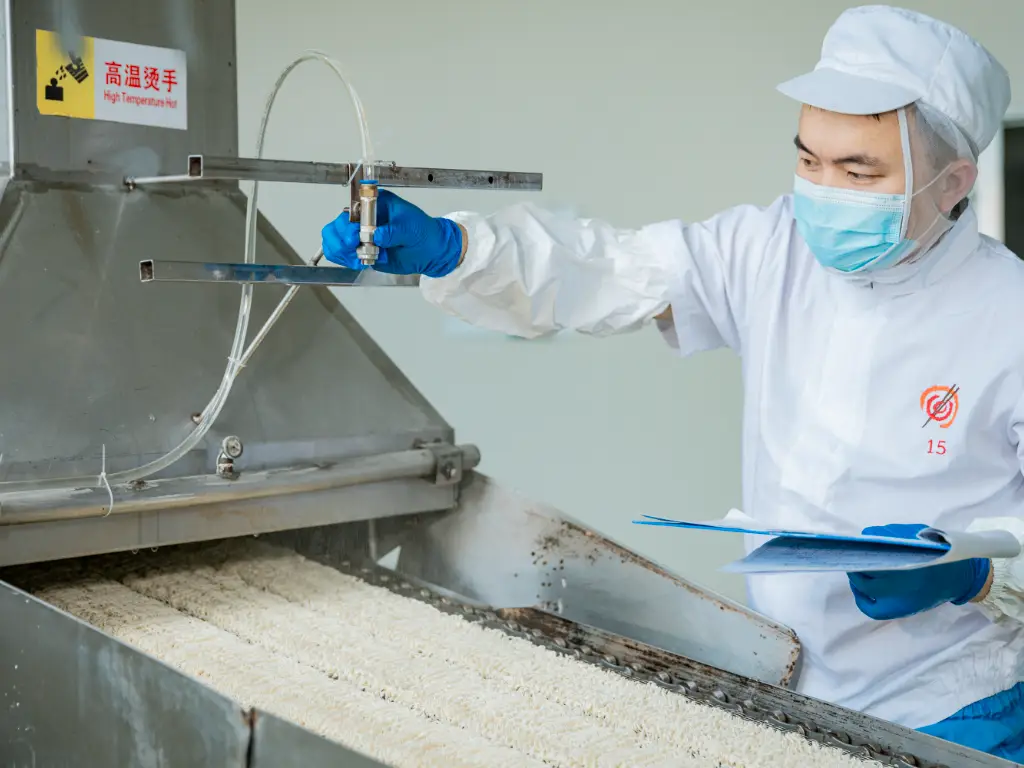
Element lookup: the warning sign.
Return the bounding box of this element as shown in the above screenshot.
[36,29,187,130]
[36,29,95,120]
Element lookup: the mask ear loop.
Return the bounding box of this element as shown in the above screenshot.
[897,107,914,241]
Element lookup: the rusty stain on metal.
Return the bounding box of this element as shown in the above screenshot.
[781,650,799,687]
[526,517,802,688]
[537,534,560,551]
[535,519,725,601]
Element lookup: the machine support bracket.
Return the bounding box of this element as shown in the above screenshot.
[416,440,465,486]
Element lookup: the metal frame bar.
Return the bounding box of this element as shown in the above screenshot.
[139,258,419,287]
[141,259,367,286]
[0,481,458,569]
[0,445,480,526]
[126,154,543,192]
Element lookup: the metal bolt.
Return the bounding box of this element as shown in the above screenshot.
[441,463,458,480]
[216,456,237,479]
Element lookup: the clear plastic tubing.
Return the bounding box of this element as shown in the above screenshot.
[0,51,374,495]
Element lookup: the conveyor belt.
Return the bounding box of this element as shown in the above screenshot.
[6,542,934,768]
[328,560,936,768]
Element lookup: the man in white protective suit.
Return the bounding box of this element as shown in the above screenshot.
[321,5,1024,760]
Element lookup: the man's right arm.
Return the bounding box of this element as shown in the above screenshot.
[322,190,779,353]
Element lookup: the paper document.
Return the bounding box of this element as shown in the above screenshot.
[633,512,1022,573]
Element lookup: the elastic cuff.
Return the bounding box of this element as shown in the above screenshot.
[976,556,1018,620]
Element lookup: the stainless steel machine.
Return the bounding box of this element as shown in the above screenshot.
[0,2,1015,767]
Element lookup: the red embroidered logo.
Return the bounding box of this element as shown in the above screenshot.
[920,385,960,429]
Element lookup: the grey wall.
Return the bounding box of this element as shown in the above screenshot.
[235,1,1024,603]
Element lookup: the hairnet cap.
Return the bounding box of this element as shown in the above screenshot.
[777,5,1011,156]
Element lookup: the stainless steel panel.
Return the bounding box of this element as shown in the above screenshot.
[0,580,250,767]
[0,2,11,182]
[394,472,801,687]
[0,181,452,485]
[10,0,237,181]
[250,711,393,768]
[0,476,455,567]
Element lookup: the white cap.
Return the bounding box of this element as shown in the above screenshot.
[777,5,1011,157]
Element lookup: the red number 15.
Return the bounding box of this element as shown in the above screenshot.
[927,440,946,455]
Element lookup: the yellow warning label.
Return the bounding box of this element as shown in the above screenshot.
[36,29,95,119]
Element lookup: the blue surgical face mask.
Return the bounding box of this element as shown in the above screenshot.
[792,174,917,274]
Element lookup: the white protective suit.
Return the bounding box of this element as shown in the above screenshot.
[418,7,1024,729]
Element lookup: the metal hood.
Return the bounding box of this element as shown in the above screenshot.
[0,0,474,565]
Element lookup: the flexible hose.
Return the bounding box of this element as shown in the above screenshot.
[0,51,373,495]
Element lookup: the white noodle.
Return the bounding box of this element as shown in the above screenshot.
[35,542,880,768]
[37,578,540,768]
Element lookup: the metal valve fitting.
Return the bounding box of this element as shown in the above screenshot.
[356,180,379,266]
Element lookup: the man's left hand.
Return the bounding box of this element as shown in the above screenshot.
[848,524,992,620]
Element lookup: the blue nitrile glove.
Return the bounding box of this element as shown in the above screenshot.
[320,189,463,278]
[848,524,991,621]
